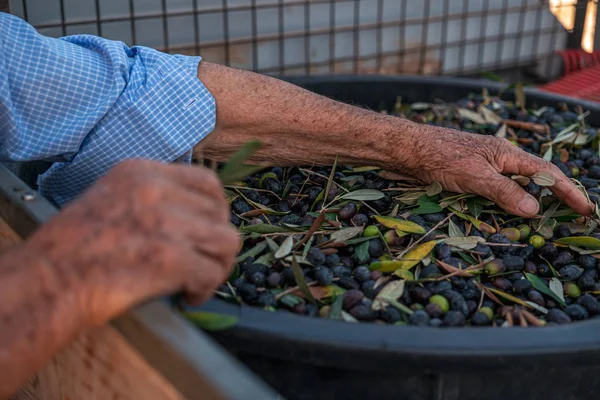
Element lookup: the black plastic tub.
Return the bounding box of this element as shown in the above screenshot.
[189,76,600,400]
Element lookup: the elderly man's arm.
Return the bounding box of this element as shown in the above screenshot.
[0,161,239,398]
[197,62,593,218]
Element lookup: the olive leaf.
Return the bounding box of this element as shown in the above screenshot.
[443,236,483,250]
[487,287,533,309]
[530,171,556,187]
[425,182,443,196]
[448,219,464,238]
[524,301,549,315]
[381,240,438,271]
[292,256,317,305]
[236,241,267,263]
[341,311,359,323]
[184,312,239,331]
[265,237,280,253]
[535,201,560,232]
[374,215,426,234]
[542,146,553,162]
[458,108,486,124]
[255,252,274,266]
[218,140,265,185]
[241,225,303,234]
[454,210,496,233]
[495,124,507,138]
[330,226,364,243]
[548,277,565,303]
[412,196,443,215]
[301,285,346,300]
[322,155,338,211]
[479,106,503,124]
[372,280,405,311]
[467,198,484,219]
[258,172,278,188]
[525,273,566,306]
[274,236,294,259]
[329,295,344,320]
[554,236,600,250]
[355,240,370,263]
[411,102,432,111]
[398,191,427,205]
[511,175,531,186]
[338,189,385,201]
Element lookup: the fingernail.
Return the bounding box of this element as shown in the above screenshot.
[518,196,539,215]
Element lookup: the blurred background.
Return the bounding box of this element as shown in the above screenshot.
[3,1,599,85]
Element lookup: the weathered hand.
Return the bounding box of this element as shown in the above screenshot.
[24,159,239,327]
[398,125,594,218]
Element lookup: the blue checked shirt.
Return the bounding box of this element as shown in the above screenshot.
[0,12,216,206]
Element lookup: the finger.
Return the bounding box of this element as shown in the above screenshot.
[183,257,226,305]
[463,169,540,218]
[498,147,594,216]
[167,211,240,268]
[161,163,226,200]
[167,188,231,223]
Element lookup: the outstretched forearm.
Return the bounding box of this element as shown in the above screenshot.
[194,61,592,218]
[196,62,420,171]
[0,244,82,398]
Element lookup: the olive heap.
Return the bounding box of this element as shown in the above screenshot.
[211,94,600,328]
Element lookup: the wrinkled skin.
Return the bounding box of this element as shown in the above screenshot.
[401,125,593,218]
[197,61,593,219]
[24,159,239,326]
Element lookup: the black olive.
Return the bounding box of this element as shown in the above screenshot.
[553,251,573,268]
[342,289,364,310]
[332,265,352,278]
[381,307,402,323]
[470,312,491,326]
[554,225,571,239]
[408,310,431,326]
[502,255,525,271]
[351,213,369,226]
[537,243,558,261]
[338,203,358,220]
[362,280,380,299]
[307,247,327,266]
[580,254,598,269]
[425,303,443,318]
[368,239,385,258]
[232,199,253,215]
[578,294,600,315]
[349,304,376,321]
[559,264,583,281]
[435,243,451,260]
[257,292,276,307]
[547,308,572,324]
[338,276,360,290]
[527,289,546,307]
[442,290,469,317]
[353,266,372,283]
[266,272,282,288]
[512,279,533,294]
[565,304,589,320]
[248,271,266,287]
[443,311,466,327]
[314,266,334,286]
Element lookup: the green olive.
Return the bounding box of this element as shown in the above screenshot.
[429,295,450,314]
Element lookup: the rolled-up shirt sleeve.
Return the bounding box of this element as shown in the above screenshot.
[0,12,216,206]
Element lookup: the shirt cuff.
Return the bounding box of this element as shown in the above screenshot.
[38,50,216,206]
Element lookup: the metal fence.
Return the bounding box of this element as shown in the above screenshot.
[5,0,594,77]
